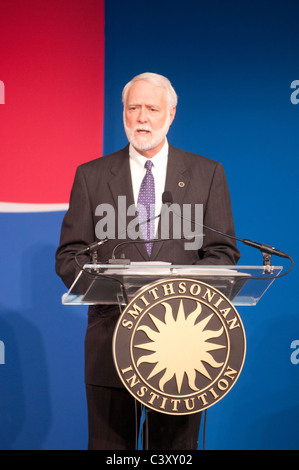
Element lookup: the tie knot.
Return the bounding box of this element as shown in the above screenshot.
[145,160,153,171]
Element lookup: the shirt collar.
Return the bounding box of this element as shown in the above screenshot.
[129,138,169,168]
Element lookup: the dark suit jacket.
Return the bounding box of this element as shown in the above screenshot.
[55,144,240,387]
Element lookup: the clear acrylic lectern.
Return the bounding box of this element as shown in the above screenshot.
[61,263,283,307]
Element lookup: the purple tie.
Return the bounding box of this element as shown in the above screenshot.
[137,160,155,256]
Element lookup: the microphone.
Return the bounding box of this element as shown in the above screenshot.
[76,237,109,255]
[162,191,291,263]
[76,190,292,270]
[162,191,173,206]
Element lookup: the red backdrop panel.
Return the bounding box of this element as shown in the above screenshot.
[0,0,104,204]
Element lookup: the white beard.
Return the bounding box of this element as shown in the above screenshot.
[123,115,171,152]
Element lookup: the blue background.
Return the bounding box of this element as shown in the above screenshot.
[0,0,298,449]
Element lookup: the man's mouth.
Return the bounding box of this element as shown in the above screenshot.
[136,128,151,134]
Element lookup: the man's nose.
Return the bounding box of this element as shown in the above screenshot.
[138,107,148,123]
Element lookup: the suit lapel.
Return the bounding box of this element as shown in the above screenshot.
[108,146,134,210]
[107,146,148,261]
[151,145,191,260]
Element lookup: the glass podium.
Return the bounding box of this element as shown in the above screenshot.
[61,263,283,307]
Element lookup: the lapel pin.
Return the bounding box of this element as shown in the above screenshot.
[178,181,185,188]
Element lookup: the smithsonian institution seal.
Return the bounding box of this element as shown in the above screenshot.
[113,278,246,415]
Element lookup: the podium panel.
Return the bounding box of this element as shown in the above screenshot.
[113,277,247,415]
[61,263,282,416]
[62,264,283,307]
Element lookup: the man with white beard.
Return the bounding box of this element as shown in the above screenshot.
[56,72,240,450]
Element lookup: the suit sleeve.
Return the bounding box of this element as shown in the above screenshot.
[55,166,95,288]
[196,162,240,265]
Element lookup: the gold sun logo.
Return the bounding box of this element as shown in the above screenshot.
[133,299,227,395]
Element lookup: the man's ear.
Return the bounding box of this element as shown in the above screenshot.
[169,106,176,125]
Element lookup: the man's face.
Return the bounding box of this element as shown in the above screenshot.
[123,79,176,158]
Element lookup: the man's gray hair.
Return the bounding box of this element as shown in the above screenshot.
[122,72,178,110]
